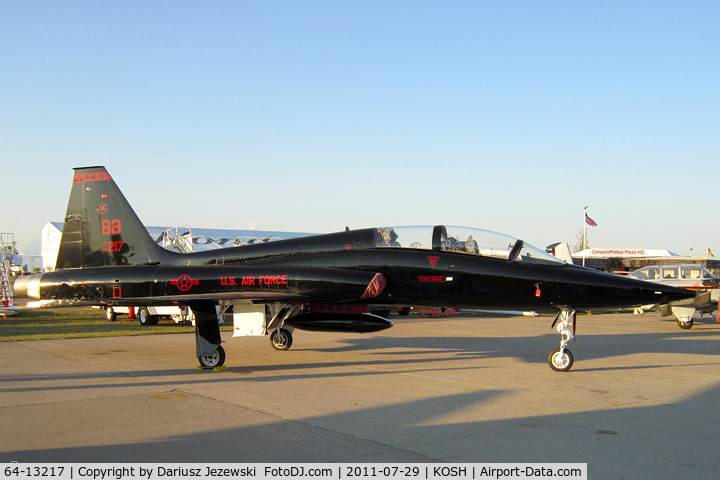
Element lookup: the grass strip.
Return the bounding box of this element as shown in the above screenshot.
[0,307,232,341]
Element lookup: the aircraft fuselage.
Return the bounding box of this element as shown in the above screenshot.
[18,227,680,313]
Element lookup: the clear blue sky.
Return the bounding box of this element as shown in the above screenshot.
[2,1,718,255]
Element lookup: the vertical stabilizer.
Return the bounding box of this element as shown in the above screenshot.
[546,242,575,265]
[55,166,172,269]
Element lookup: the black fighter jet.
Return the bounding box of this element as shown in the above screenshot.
[14,166,693,372]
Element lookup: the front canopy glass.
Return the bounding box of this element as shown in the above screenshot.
[373,225,563,264]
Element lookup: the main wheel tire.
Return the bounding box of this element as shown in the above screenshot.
[270,328,293,351]
[198,345,226,368]
[677,319,694,329]
[137,307,157,326]
[548,347,574,372]
[105,306,117,322]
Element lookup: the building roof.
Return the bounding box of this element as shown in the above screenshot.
[573,248,679,259]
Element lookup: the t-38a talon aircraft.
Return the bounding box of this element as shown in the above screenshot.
[14,166,693,372]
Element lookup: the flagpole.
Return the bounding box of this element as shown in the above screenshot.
[582,206,588,267]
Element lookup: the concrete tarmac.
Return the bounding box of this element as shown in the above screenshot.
[1,312,719,477]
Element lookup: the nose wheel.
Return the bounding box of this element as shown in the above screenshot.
[548,347,574,372]
[548,309,576,372]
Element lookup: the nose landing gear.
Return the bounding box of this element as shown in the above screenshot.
[548,309,576,372]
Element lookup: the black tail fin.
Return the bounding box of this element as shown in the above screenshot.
[55,166,173,269]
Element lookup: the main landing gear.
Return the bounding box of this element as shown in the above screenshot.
[199,345,226,368]
[267,304,299,352]
[548,309,576,372]
[270,328,293,351]
[191,301,226,369]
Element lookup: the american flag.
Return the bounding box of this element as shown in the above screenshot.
[585,213,598,227]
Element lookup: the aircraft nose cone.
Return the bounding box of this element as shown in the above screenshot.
[625,279,694,305]
[558,266,697,309]
[656,285,696,303]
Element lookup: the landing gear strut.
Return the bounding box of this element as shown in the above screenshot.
[548,309,576,372]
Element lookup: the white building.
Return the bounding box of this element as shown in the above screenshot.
[21,223,312,273]
[573,248,678,259]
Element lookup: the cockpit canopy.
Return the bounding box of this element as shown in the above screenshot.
[374,225,564,264]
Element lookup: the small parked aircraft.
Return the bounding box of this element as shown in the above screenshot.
[628,264,718,328]
[14,167,693,372]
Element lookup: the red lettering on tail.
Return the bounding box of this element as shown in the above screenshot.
[73,172,112,183]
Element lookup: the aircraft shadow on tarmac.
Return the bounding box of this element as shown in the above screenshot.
[2,314,720,477]
[2,378,719,478]
[310,326,720,373]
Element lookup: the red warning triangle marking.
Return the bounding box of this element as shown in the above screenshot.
[427,256,440,267]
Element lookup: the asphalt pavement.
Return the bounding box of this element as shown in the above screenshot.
[1,312,719,477]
